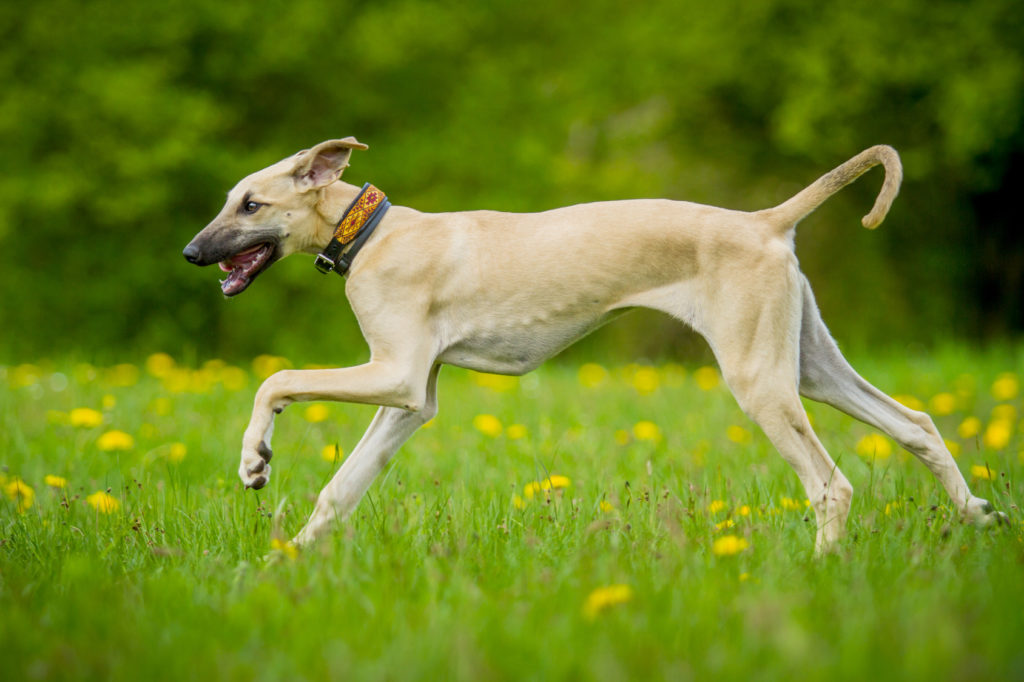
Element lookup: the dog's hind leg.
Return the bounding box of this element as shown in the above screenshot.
[796,277,1005,526]
[694,260,854,554]
[719,359,854,554]
[291,364,441,547]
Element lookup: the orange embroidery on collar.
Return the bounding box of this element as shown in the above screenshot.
[332,184,385,245]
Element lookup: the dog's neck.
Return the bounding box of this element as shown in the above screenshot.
[312,181,368,251]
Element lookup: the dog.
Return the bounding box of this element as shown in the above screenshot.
[183,138,1004,553]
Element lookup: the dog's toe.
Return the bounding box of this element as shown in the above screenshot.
[257,442,273,462]
[239,448,272,490]
[964,497,1008,528]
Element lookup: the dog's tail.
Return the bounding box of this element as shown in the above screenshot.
[764,145,902,233]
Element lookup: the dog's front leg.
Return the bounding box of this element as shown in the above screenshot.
[238,360,432,490]
[292,364,441,546]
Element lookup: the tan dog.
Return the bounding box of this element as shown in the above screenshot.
[184,138,1004,553]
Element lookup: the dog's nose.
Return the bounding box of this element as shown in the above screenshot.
[183,243,202,264]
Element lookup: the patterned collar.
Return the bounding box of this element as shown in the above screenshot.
[314,183,390,277]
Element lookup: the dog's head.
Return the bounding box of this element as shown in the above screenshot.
[183,137,368,296]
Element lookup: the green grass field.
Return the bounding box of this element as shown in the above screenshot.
[1,346,1022,681]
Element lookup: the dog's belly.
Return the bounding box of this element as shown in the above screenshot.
[437,310,625,375]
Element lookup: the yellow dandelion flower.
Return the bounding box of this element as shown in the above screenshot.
[506,424,528,440]
[513,494,525,509]
[711,534,749,556]
[578,363,609,388]
[582,584,633,620]
[186,368,215,393]
[304,403,330,423]
[726,425,752,444]
[930,392,957,416]
[145,353,176,378]
[992,404,1017,421]
[322,444,344,463]
[270,537,299,560]
[694,366,720,391]
[614,429,630,445]
[10,364,41,388]
[631,366,660,395]
[715,519,736,531]
[105,364,139,387]
[523,481,542,499]
[44,475,67,488]
[885,501,901,515]
[737,505,751,516]
[220,366,248,391]
[780,497,803,511]
[150,398,172,416]
[162,369,191,394]
[958,416,982,439]
[739,572,751,582]
[856,433,893,460]
[599,500,615,512]
[168,443,187,463]
[4,478,34,513]
[473,414,503,438]
[96,430,134,451]
[991,373,1019,401]
[891,394,925,411]
[252,355,291,380]
[541,475,571,490]
[632,420,661,442]
[945,439,961,458]
[86,491,120,513]
[707,499,727,514]
[473,372,519,392]
[69,407,104,428]
[524,475,570,499]
[101,394,116,409]
[983,419,1013,450]
[970,464,994,481]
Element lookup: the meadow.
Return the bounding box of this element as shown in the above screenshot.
[1,346,1022,681]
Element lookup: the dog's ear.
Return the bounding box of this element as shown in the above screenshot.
[292,137,369,193]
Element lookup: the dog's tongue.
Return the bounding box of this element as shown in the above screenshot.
[218,244,268,296]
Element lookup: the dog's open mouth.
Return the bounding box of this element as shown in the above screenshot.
[218,243,274,296]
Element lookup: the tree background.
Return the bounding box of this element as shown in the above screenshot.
[1,0,1021,365]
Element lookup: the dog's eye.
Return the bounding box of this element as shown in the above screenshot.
[243,201,261,214]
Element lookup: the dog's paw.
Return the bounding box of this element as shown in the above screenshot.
[239,442,273,490]
[964,497,1009,528]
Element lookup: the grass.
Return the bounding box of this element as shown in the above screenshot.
[1,346,1023,681]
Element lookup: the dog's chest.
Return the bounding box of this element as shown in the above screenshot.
[436,305,619,375]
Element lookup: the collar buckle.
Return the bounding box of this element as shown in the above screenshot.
[313,253,336,274]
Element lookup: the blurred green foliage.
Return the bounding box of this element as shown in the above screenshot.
[1,0,1022,364]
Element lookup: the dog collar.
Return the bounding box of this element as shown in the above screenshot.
[314,182,390,276]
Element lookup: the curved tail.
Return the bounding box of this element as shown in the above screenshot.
[765,145,902,233]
